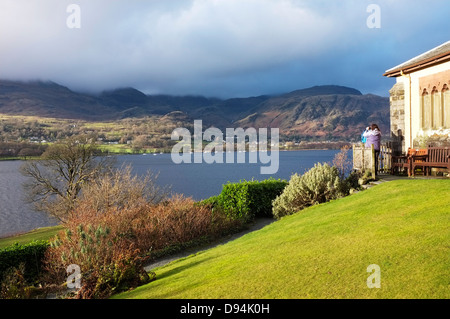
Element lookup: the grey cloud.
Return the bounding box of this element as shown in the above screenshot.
[0,0,448,98]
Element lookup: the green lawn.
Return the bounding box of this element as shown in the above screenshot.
[115,179,450,299]
[0,226,62,249]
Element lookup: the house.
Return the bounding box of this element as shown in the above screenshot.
[383,41,450,154]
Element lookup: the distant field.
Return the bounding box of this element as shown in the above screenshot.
[97,144,135,154]
[0,113,174,154]
[115,179,450,299]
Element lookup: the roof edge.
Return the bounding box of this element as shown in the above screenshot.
[383,51,450,78]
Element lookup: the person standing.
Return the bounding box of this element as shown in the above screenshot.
[363,124,381,175]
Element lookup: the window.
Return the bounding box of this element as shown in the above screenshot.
[443,84,450,129]
[431,87,441,129]
[421,89,432,129]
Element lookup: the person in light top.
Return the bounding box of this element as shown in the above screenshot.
[363,124,381,175]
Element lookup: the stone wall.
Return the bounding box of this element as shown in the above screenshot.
[389,82,405,154]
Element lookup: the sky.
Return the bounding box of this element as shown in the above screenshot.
[0,0,449,99]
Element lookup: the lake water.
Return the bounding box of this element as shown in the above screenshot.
[0,150,342,237]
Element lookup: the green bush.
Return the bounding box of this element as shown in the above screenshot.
[0,263,42,299]
[343,170,363,192]
[332,170,363,196]
[207,179,288,222]
[355,169,378,186]
[0,240,49,284]
[272,163,344,219]
[200,195,220,209]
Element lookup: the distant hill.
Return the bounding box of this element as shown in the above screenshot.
[0,80,111,119]
[282,85,362,98]
[235,90,389,139]
[0,80,389,140]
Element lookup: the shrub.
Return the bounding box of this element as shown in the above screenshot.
[42,165,244,299]
[272,163,344,219]
[208,179,288,222]
[200,195,219,208]
[358,169,376,185]
[0,240,49,285]
[0,263,42,299]
[43,195,239,298]
[214,182,252,222]
[43,202,154,299]
[344,170,363,191]
[145,195,241,250]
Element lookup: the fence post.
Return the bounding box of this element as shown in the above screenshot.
[352,144,355,171]
[371,144,376,179]
[361,144,365,171]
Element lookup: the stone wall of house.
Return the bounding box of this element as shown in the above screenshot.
[389,82,405,154]
[413,129,450,148]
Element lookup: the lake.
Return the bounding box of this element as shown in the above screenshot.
[0,150,342,237]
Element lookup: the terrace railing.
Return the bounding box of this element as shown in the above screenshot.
[352,143,393,177]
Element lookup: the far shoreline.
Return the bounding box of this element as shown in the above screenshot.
[0,146,351,162]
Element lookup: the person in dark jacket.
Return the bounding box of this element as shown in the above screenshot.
[363,124,381,175]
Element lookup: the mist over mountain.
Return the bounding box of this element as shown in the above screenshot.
[0,80,389,140]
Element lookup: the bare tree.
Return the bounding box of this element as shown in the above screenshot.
[75,164,170,214]
[332,145,353,179]
[20,135,114,222]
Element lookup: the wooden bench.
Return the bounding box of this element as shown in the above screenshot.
[409,149,428,176]
[411,147,450,176]
[391,148,419,176]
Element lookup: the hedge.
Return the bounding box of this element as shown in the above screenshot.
[205,179,288,222]
[0,240,49,284]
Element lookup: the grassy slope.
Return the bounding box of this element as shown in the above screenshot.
[115,180,450,299]
[0,226,62,249]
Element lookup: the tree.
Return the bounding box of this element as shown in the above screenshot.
[20,136,113,222]
[332,145,352,179]
[74,164,169,213]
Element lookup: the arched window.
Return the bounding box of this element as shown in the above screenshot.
[443,84,450,129]
[421,89,431,129]
[431,86,441,129]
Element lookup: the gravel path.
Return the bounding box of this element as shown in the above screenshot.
[144,217,275,272]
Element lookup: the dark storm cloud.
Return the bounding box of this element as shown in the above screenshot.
[0,0,448,98]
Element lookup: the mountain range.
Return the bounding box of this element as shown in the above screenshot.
[0,80,389,140]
